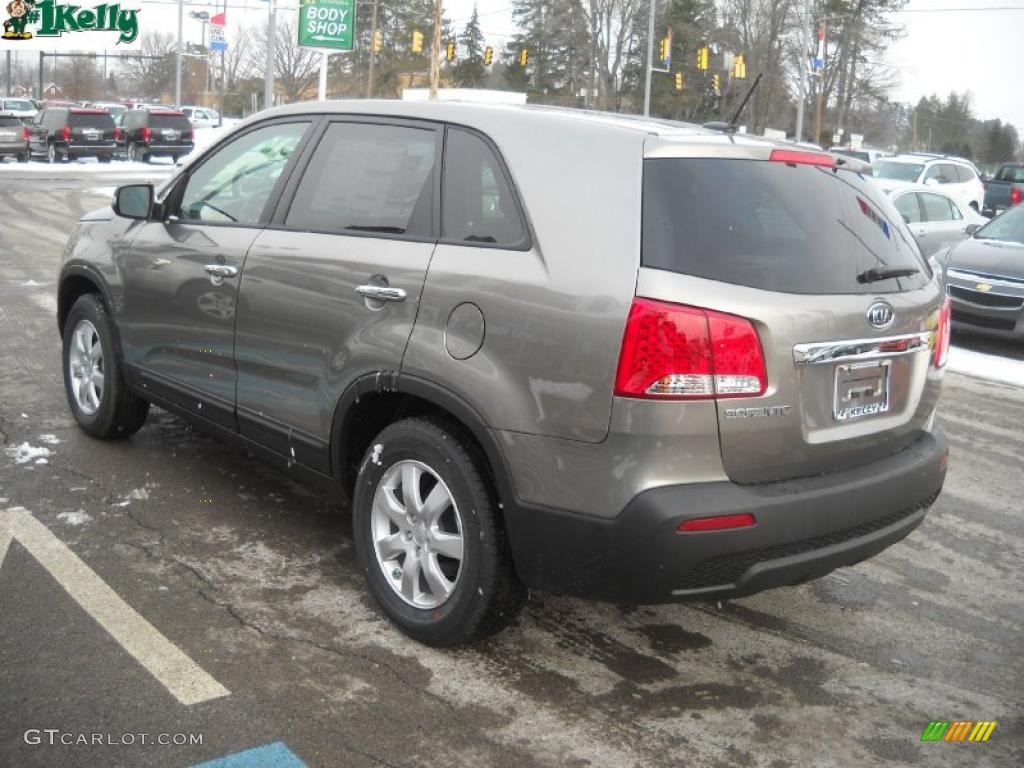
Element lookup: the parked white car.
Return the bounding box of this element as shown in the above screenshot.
[179,106,220,128]
[887,185,987,256]
[830,146,890,166]
[873,154,985,213]
[0,97,37,122]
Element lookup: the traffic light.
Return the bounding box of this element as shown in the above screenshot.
[658,37,670,65]
[483,46,493,66]
[411,29,423,53]
[519,48,529,67]
[697,45,709,71]
[446,41,456,62]
[733,53,746,79]
[675,72,684,90]
[373,29,382,53]
[711,73,721,94]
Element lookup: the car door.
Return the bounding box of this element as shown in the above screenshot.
[232,118,440,472]
[119,118,314,430]
[918,191,964,254]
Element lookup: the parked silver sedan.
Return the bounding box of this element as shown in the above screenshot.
[887,185,987,256]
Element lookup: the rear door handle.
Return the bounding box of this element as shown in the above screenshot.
[356,284,407,302]
[204,264,238,279]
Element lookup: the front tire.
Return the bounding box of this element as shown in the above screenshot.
[62,294,149,439]
[353,417,525,646]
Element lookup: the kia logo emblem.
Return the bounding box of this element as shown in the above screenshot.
[867,301,895,330]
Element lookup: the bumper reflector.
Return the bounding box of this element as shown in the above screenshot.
[677,513,756,533]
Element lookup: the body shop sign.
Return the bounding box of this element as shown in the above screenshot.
[297,0,353,51]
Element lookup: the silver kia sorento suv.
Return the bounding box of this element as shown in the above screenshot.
[56,102,949,646]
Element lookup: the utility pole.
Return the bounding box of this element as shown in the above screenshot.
[429,0,442,100]
[367,0,379,98]
[642,0,655,117]
[795,1,811,142]
[264,0,276,110]
[5,51,10,96]
[912,110,917,151]
[813,19,826,146]
[175,0,183,106]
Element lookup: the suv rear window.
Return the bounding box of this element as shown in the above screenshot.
[642,158,930,294]
[0,115,22,127]
[68,113,114,129]
[150,114,191,130]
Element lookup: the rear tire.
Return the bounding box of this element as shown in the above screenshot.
[62,294,149,439]
[18,150,28,163]
[353,417,525,646]
[98,155,112,164]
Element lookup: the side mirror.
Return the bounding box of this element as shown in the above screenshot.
[113,183,154,220]
[902,214,911,225]
[964,223,981,236]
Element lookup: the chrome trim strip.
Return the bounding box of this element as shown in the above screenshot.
[793,332,933,365]
[946,268,1024,289]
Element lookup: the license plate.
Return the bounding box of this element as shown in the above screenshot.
[164,130,179,141]
[834,360,890,421]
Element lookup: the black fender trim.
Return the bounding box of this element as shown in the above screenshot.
[58,263,117,336]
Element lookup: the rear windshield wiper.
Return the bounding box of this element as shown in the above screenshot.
[857,266,919,284]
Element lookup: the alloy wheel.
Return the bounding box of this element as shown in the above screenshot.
[68,319,104,415]
[370,460,464,609]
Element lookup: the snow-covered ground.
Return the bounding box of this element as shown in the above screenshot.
[0,119,240,175]
[947,343,1024,388]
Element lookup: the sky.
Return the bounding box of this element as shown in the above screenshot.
[5,0,1022,132]
[887,0,1024,131]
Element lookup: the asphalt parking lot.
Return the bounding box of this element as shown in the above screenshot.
[1,171,1021,768]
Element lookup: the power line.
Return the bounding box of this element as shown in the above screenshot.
[894,5,1024,12]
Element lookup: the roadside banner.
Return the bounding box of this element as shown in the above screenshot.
[210,12,227,52]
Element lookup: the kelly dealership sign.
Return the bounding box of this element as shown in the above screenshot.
[297,0,353,52]
[1,0,141,48]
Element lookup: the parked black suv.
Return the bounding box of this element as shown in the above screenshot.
[28,108,117,163]
[117,109,194,163]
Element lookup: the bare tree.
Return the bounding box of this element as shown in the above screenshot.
[118,32,177,99]
[252,18,320,104]
[223,25,254,91]
[581,0,645,110]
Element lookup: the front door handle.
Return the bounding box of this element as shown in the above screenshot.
[204,264,238,279]
[356,284,407,302]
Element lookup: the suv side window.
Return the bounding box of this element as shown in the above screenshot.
[285,121,437,237]
[178,121,309,225]
[954,164,975,183]
[442,127,528,247]
[920,192,955,222]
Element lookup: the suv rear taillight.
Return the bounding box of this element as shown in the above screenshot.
[141,126,151,143]
[934,296,951,368]
[1011,187,1023,206]
[614,298,767,399]
[189,126,195,141]
[22,126,30,140]
[60,125,70,142]
[114,127,121,142]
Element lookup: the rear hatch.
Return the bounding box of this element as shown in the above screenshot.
[149,113,193,146]
[0,115,25,144]
[637,148,946,483]
[68,111,116,144]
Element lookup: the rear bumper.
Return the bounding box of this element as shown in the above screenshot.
[505,429,947,602]
[65,143,116,158]
[0,141,27,155]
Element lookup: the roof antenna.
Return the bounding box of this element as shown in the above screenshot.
[702,73,763,134]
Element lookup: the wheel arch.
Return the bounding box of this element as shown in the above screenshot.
[58,266,116,339]
[331,373,519,523]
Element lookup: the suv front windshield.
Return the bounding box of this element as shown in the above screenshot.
[873,160,925,183]
[3,99,33,111]
[975,205,1024,245]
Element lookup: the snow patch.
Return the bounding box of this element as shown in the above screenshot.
[38,434,61,445]
[947,344,1024,388]
[6,442,52,465]
[34,458,48,465]
[21,279,43,287]
[127,488,150,501]
[370,443,384,466]
[57,509,93,526]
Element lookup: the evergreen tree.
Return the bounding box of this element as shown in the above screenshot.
[454,6,487,88]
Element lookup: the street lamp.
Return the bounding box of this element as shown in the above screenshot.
[189,10,211,95]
